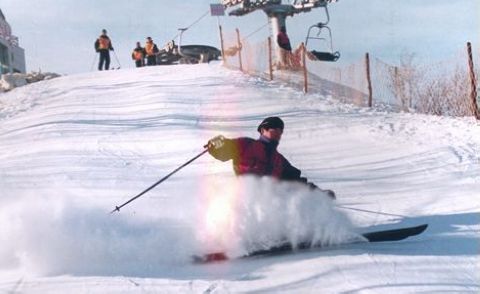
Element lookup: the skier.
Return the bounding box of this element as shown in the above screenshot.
[206,116,335,199]
[131,42,145,68]
[94,29,114,71]
[144,37,159,66]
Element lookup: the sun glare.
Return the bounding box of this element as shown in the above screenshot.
[206,194,234,236]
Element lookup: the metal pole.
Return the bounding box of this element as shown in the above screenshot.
[113,50,122,69]
[90,54,98,71]
[336,205,408,219]
[111,149,208,213]
[267,13,287,67]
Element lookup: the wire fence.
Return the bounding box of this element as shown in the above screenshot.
[220,27,479,119]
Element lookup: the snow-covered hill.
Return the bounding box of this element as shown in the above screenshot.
[1,64,479,293]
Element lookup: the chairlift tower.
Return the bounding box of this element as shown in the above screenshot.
[221,0,338,64]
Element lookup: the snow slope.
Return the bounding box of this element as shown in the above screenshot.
[0,64,479,293]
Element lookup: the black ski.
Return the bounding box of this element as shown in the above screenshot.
[193,223,428,263]
[362,223,428,242]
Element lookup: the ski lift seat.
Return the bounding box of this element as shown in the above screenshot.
[304,5,340,62]
[310,50,340,62]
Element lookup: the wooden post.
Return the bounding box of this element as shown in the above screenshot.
[467,42,479,119]
[393,66,399,97]
[236,28,243,72]
[268,37,273,81]
[219,25,226,66]
[365,53,373,107]
[302,42,308,93]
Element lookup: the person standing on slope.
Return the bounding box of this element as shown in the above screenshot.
[94,29,114,71]
[144,37,159,66]
[276,26,293,68]
[132,42,145,68]
[277,26,292,52]
[206,116,335,199]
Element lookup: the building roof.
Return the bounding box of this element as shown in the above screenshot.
[0,9,5,21]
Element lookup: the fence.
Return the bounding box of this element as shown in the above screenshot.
[219,27,479,120]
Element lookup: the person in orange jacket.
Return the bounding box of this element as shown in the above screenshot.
[94,29,114,70]
[144,37,159,66]
[131,42,145,68]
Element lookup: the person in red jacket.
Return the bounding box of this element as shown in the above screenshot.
[207,116,335,199]
[277,26,292,52]
[276,26,293,67]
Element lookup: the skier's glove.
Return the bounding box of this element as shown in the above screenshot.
[207,135,225,150]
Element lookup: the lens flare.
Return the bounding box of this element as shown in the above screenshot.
[205,193,238,249]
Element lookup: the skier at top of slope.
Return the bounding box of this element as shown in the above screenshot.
[94,29,114,71]
[207,116,335,199]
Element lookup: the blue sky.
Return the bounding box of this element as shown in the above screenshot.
[1,0,478,74]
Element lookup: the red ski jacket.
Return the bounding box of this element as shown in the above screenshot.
[209,136,306,182]
[277,31,292,52]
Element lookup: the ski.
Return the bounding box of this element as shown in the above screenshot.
[193,223,428,263]
[362,223,428,242]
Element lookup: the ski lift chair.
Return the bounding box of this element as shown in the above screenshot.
[305,6,340,62]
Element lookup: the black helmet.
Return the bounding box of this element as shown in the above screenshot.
[257,116,284,133]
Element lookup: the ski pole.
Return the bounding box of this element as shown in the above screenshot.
[111,148,209,214]
[90,53,98,71]
[113,50,122,69]
[336,205,408,218]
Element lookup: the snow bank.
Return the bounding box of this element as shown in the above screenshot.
[0,72,61,92]
[0,73,27,91]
